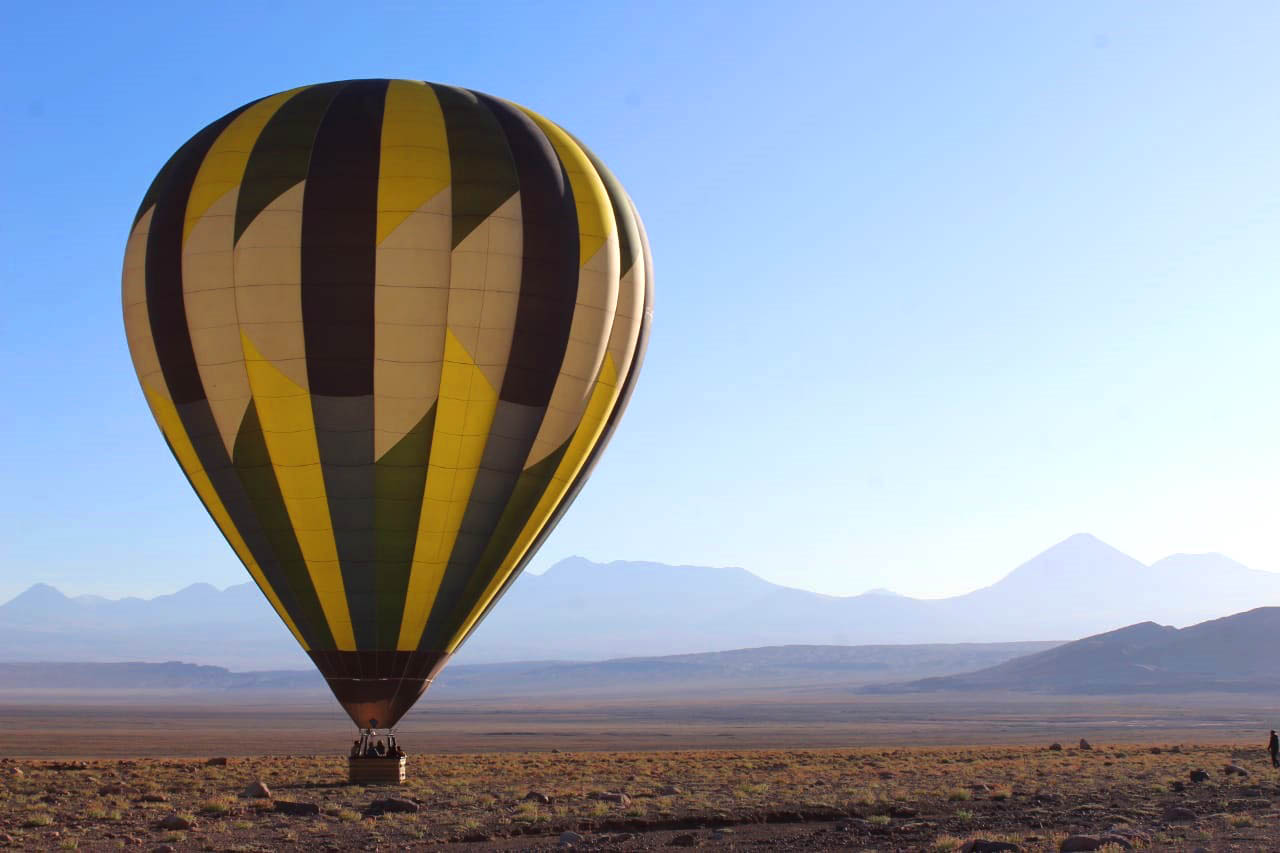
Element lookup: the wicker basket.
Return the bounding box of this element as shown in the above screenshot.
[348,755,406,785]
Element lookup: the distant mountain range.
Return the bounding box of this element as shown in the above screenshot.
[2,534,1278,667]
[879,606,1280,694]
[0,661,319,690]
[4,607,1277,696]
[0,582,295,670]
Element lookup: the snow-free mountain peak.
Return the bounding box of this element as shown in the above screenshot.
[4,582,70,606]
[987,532,1145,589]
[0,582,77,625]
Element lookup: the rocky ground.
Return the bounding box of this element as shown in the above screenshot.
[1,743,1278,850]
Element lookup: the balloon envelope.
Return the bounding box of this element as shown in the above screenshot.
[123,79,652,727]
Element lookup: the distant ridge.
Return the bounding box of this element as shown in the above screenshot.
[6,606,1275,695]
[874,606,1280,694]
[0,641,1058,694]
[0,661,320,690]
[2,534,1278,666]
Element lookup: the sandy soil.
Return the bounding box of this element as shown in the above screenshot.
[2,743,1279,850]
[1,691,1278,849]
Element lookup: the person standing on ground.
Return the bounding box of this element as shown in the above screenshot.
[1268,729,1279,768]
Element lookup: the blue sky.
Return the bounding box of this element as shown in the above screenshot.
[2,1,1278,603]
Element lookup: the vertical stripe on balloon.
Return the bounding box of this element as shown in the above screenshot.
[234,89,358,651]
[373,80,452,649]
[135,103,319,649]
[443,110,622,652]
[417,93,580,653]
[456,169,653,641]
[394,85,522,650]
[301,79,389,649]
[179,91,344,644]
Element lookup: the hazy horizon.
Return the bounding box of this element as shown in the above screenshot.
[4,531,1277,605]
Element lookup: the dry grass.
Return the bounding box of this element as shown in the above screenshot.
[0,743,1277,849]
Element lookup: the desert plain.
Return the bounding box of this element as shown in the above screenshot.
[2,690,1279,850]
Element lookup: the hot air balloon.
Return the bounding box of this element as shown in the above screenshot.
[122,80,652,765]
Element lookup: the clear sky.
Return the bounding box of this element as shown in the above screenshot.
[2,2,1278,603]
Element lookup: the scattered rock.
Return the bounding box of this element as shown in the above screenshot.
[523,791,551,803]
[1059,836,1101,852]
[137,793,168,803]
[558,830,584,847]
[367,797,419,814]
[658,784,682,795]
[150,846,177,853]
[1078,738,1092,750]
[1162,806,1196,822]
[275,800,320,816]
[1223,764,1249,777]
[962,840,1023,852]
[1189,769,1210,783]
[156,813,195,830]
[1048,743,1063,751]
[668,834,700,847]
[1098,836,1134,850]
[241,780,271,799]
[205,757,228,766]
[887,805,918,818]
[589,791,632,806]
